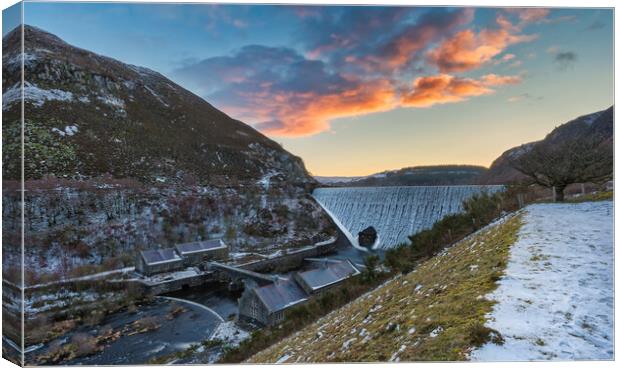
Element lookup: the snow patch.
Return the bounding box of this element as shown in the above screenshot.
[51,125,78,137]
[472,201,613,361]
[275,354,291,364]
[3,81,74,110]
[4,52,38,69]
[144,85,169,107]
[97,94,125,109]
[341,337,357,351]
[429,326,443,338]
[209,321,250,347]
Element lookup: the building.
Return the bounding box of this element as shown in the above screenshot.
[238,258,360,326]
[294,259,360,295]
[136,248,184,276]
[238,278,308,326]
[175,239,228,266]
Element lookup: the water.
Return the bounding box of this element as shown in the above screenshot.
[26,297,227,365]
[165,284,240,321]
[313,185,503,249]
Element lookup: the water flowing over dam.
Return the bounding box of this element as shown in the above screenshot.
[313,186,503,250]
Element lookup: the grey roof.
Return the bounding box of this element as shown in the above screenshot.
[175,239,225,255]
[141,248,181,265]
[296,259,360,291]
[254,278,308,313]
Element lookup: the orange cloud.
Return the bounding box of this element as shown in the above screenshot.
[480,73,522,85]
[378,8,474,70]
[427,15,537,73]
[223,73,521,136]
[401,73,521,108]
[224,79,397,137]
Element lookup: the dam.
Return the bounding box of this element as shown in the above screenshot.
[313,185,503,250]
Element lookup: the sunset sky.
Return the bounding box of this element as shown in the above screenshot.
[10,3,614,176]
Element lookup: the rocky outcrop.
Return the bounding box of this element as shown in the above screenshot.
[358,226,377,247]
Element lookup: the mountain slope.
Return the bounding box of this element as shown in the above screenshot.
[479,107,613,185]
[2,25,312,186]
[248,213,523,362]
[1,26,334,283]
[316,165,488,187]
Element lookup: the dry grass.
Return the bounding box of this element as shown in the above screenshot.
[249,214,523,363]
[566,190,613,203]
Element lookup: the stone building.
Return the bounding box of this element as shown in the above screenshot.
[294,259,360,295]
[238,278,307,326]
[238,258,360,326]
[136,248,184,276]
[175,239,228,266]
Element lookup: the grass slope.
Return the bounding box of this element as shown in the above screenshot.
[249,213,524,363]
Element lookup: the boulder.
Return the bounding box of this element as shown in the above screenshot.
[358,226,377,247]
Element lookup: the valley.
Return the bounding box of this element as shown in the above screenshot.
[1,18,614,366]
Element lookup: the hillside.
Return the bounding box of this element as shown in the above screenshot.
[473,201,612,360]
[479,107,613,185]
[1,26,334,283]
[249,213,524,362]
[249,200,612,362]
[2,25,312,186]
[316,165,488,187]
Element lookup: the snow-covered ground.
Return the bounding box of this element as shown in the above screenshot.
[3,81,74,110]
[313,186,502,249]
[209,321,250,347]
[472,201,613,361]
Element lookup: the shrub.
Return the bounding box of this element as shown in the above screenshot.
[385,188,528,274]
[71,333,99,357]
[361,255,380,282]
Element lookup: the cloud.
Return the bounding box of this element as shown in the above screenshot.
[586,20,606,31]
[553,51,578,70]
[401,73,521,107]
[503,8,550,24]
[547,47,578,70]
[295,7,473,75]
[546,45,559,54]
[508,93,543,102]
[508,60,523,68]
[290,6,322,19]
[250,79,396,136]
[480,73,522,85]
[427,14,537,73]
[173,7,538,137]
[501,53,516,62]
[174,45,397,137]
[375,8,474,70]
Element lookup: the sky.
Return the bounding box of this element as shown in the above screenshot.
[6,3,614,176]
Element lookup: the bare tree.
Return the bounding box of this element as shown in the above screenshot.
[509,135,612,202]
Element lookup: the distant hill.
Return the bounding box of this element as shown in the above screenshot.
[478,107,614,185]
[316,165,488,187]
[2,25,314,187]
